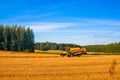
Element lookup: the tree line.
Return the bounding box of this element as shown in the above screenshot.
[84,42,120,53]
[34,41,81,51]
[1,24,120,54]
[0,25,34,52]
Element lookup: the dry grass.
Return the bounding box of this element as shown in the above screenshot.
[47,50,67,53]
[0,51,59,58]
[87,52,105,55]
[0,51,120,80]
[35,50,67,54]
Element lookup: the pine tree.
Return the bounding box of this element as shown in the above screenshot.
[0,24,4,50]
[25,28,34,52]
[0,25,34,52]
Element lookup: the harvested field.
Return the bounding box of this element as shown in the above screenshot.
[0,51,120,80]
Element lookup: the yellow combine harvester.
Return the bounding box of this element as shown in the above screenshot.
[60,47,87,57]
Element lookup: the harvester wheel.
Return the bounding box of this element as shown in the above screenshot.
[60,53,66,57]
[78,54,80,57]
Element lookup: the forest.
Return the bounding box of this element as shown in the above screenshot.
[0,25,34,52]
[35,42,120,54]
[34,42,81,51]
[84,42,120,53]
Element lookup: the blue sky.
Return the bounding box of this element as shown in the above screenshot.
[0,0,120,45]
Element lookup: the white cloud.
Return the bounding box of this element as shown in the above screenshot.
[26,22,82,32]
[77,18,120,26]
[14,12,59,19]
[0,12,59,23]
[108,32,120,36]
[53,29,112,33]
[25,18,120,33]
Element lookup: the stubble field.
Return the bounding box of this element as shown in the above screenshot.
[0,51,120,80]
